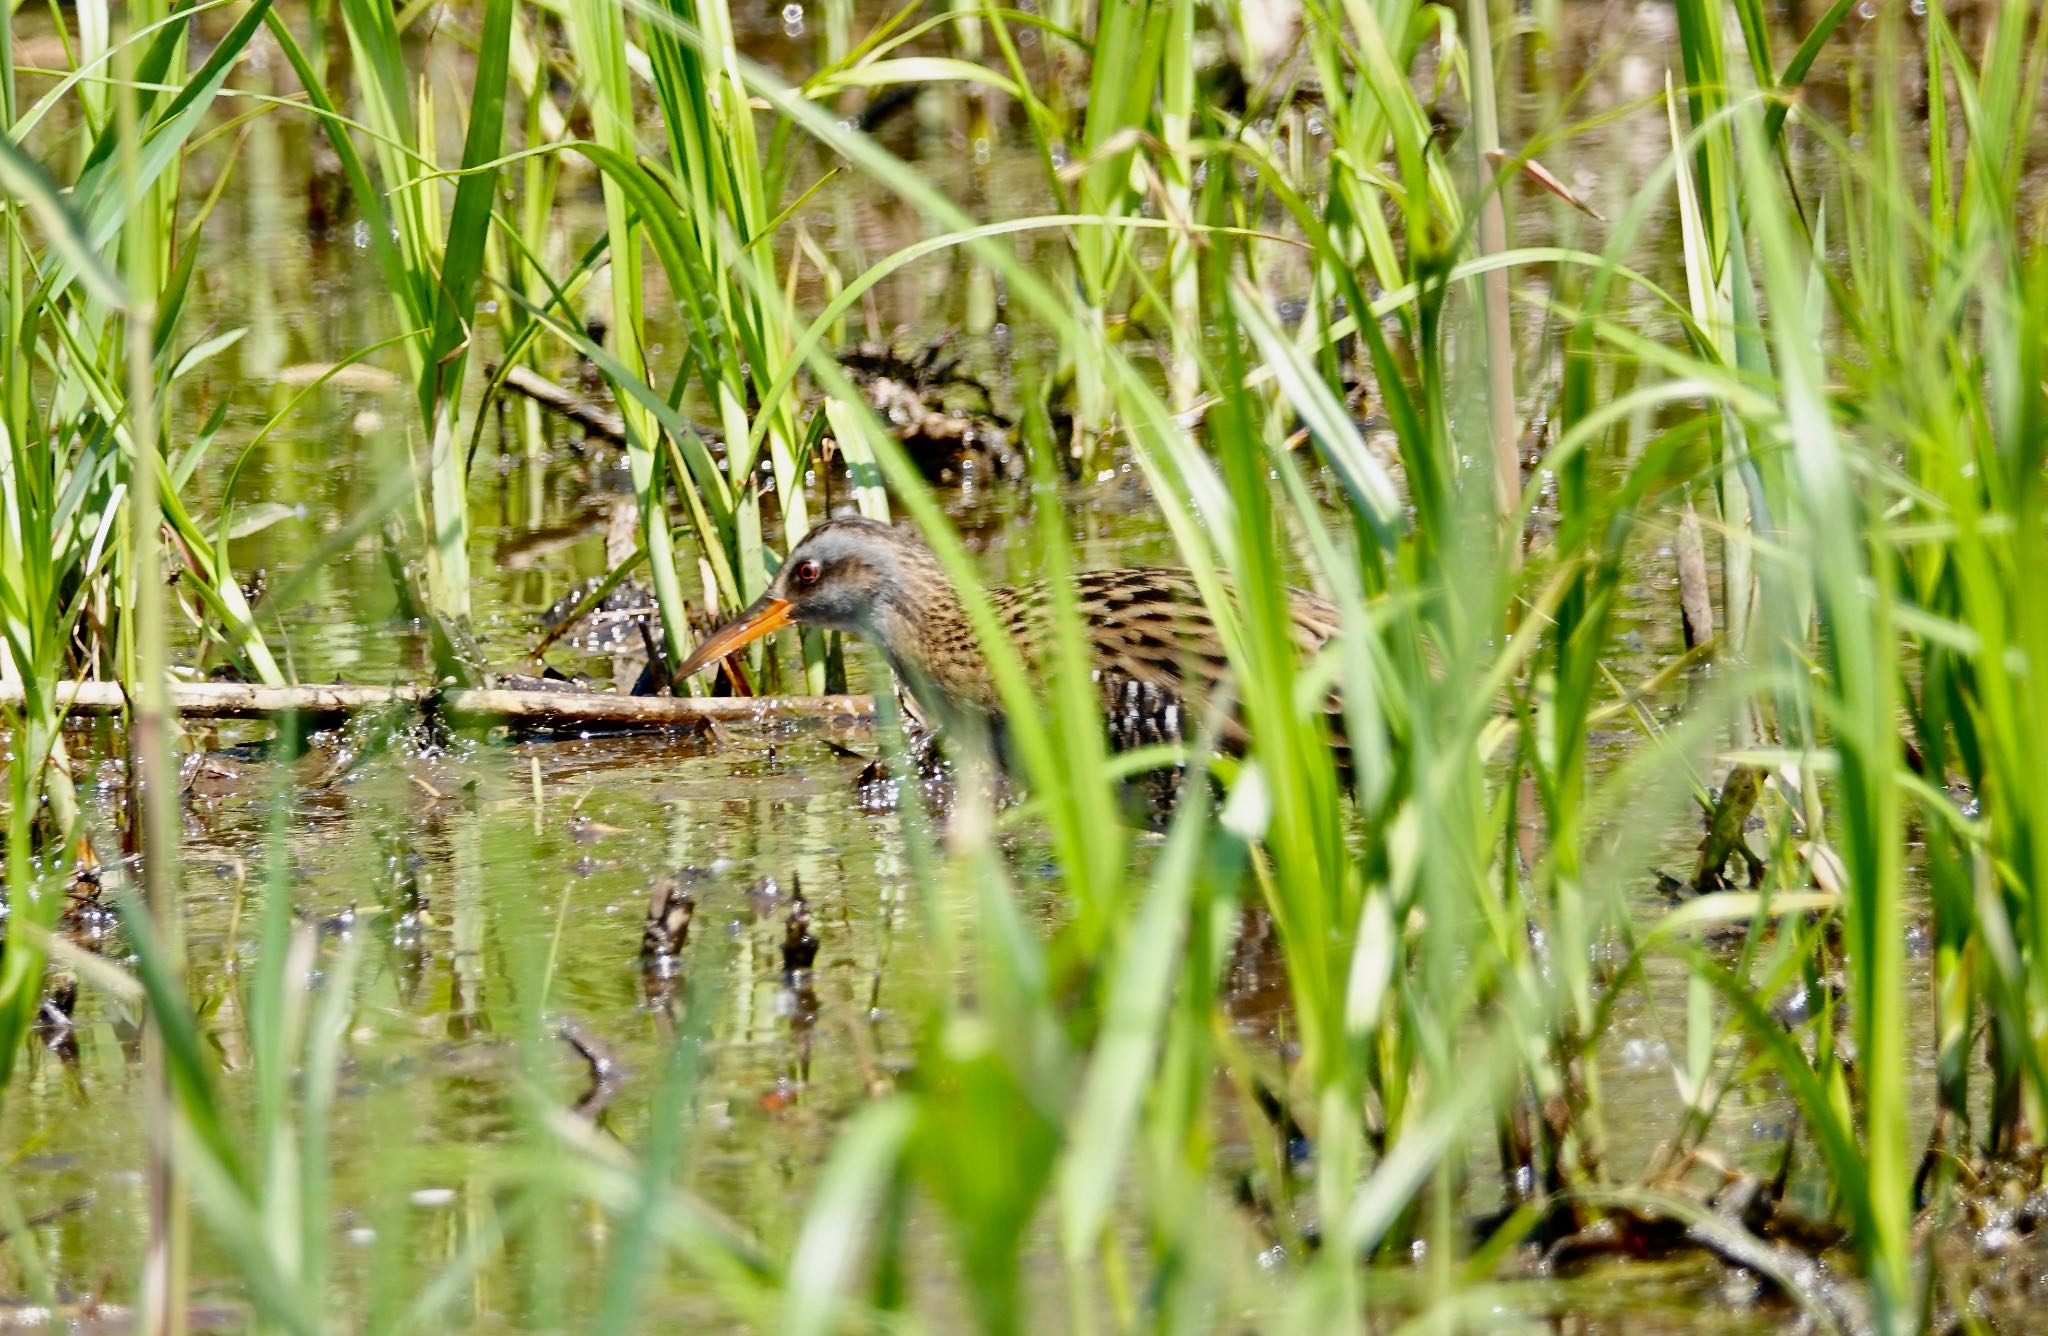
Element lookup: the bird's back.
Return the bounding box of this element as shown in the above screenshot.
[984,568,1342,757]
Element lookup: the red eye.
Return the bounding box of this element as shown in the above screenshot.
[794,559,821,585]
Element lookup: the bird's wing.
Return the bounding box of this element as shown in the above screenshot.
[995,569,1342,757]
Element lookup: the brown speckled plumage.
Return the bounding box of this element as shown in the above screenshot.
[982,567,1341,756]
[678,516,1343,764]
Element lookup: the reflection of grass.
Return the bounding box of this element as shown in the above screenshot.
[1,0,2044,1329]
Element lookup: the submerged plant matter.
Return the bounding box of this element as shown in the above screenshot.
[0,0,2044,1330]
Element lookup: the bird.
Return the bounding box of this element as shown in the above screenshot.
[676,515,1345,770]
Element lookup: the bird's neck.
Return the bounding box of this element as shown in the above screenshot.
[867,579,1001,725]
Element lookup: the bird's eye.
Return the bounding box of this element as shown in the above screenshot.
[794,559,822,586]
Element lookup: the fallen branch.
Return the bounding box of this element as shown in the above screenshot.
[11,680,874,728]
[485,361,626,442]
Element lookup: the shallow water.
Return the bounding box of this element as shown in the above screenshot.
[3,1,2035,1327]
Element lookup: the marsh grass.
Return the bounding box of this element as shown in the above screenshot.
[1,0,2045,1329]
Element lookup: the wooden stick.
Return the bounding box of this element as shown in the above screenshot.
[7,680,874,728]
[485,361,626,442]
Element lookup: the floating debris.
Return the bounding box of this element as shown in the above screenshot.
[836,336,1023,484]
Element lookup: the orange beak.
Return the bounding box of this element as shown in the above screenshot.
[677,594,795,679]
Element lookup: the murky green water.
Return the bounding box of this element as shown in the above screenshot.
[7,1,2032,1328]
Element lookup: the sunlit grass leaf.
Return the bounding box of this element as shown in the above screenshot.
[0,135,126,309]
[1230,275,1400,545]
[780,1101,916,1336]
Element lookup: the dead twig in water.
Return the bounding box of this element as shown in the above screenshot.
[556,1018,626,1119]
[13,680,873,730]
[483,361,626,442]
[0,1193,95,1243]
[1553,1186,1858,1335]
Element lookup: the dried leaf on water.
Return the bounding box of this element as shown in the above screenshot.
[275,362,403,392]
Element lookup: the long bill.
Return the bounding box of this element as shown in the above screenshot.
[676,594,795,679]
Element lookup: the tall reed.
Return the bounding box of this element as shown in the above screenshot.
[2,0,284,1101]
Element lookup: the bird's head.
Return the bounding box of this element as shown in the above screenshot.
[677,516,945,679]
